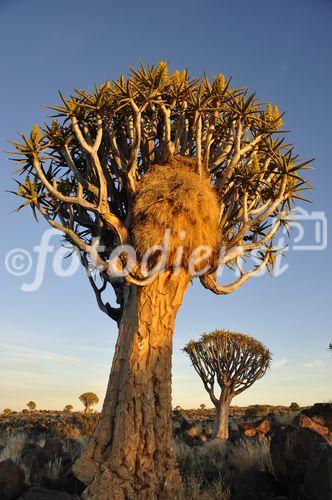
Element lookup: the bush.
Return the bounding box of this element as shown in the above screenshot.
[244,405,261,420]
[290,402,300,411]
[2,408,12,415]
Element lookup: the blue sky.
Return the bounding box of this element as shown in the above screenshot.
[0,0,331,411]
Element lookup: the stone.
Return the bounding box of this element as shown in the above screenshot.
[299,443,332,500]
[239,418,270,437]
[271,424,328,498]
[18,486,74,499]
[40,472,85,495]
[298,414,332,445]
[0,459,25,500]
[301,403,332,429]
[231,467,282,499]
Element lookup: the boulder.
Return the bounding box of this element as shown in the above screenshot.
[299,443,332,500]
[231,467,282,499]
[271,424,330,498]
[18,486,74,499]
[0,459,25,500]
[301,403,332,428]
[21,443,50,482]
[40,472,85,495]
[298,414,332,445]
[239,418,270,438]
[43,439,64,456]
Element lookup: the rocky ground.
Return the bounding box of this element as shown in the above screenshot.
[0,403,331,499]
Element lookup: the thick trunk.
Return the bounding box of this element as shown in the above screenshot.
[72,270,190,500]
[213,389,232,440]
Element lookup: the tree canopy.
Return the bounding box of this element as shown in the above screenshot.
[8,62,312,321]
[79,392,99,413]
[184,330,271,406]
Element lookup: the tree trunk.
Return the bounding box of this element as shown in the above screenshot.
[213,389,232,440]
[72,270,190,500]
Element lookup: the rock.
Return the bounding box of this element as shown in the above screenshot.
[299,443,332,500]
[298,414,332,445]
[231,467,282,499]
[18,486,74,499]
[21,443,50,480]
[229,428,241,442]
[43,439,64,456]
[40,472,85,495]
[0,459,25,500]
[239,418,270,438]
[301,403,332,428]
[271,424,329,498]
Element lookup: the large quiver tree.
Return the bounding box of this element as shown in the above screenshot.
[184,330,271,439]
[9,62,310,499]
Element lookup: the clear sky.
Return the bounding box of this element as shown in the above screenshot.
[0,0,331,412]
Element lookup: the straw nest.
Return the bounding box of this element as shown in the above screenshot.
[130,157,221,273]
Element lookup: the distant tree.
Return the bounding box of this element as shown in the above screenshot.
[329,342,332,352]
[8,61,311,496]
[64,404,74,413]
[184,330,271,439]
[290,402,300,412]
[199,404,206,411]
[3,408,12,415]
[79,393,99,414]
[27,401,36,412]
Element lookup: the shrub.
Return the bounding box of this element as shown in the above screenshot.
[64,404,73,413]
[244,405,261,420]
[290,402,300,411]
[2,408,12,415]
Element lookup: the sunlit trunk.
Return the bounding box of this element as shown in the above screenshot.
[214,389,232,440]
[73,270,190,499]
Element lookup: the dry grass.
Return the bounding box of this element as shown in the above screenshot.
[131,157,220,272]
[45,456,63,479]
[175,438,231,499]
[0,432,28,463]
[228,437,273,473]
[184,471,231,500]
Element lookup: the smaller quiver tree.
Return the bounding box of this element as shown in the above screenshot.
[79,392,99,414]
[27,401,37,412]
[184,330,271,439]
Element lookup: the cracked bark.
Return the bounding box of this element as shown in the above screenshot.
[214,389,233,440]
[72,270,190,499]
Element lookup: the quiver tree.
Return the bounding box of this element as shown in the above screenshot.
[27,401,36,412]
[8,62,311,499]
[184,330,271,439]
[79,392,99,414]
